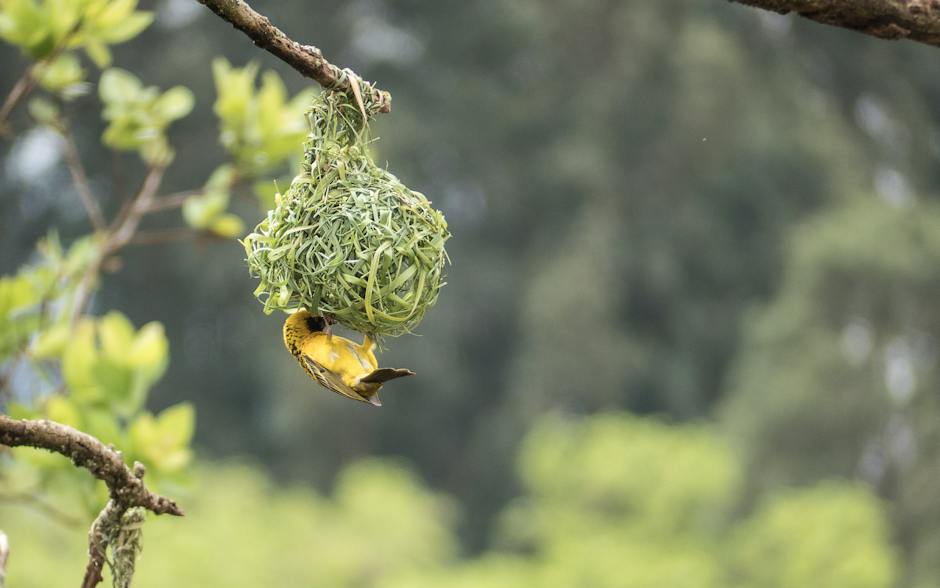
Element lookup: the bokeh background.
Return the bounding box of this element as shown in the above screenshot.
[2,0,940,586]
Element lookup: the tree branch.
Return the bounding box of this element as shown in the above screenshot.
[730,0,940,48]
[0,26,81,135]
[0,490,84,528]
[0,415,182,587]
[60,125,107,232]
[144,190,200,212]
[128,228,200,247]
[0,67,39,135]
[107,166,166,252]
[194,0,391,112]
[0,416,182,517]
[71,165,167,319]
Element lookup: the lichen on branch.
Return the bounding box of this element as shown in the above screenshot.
[0,415,181,587]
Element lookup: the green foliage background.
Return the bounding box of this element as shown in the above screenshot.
[0,416,900,587]
[1,0,939,586]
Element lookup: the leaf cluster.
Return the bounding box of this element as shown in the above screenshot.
[0,0,151,66]
[212,58,314,176]
[99,68,194,165]
[6,309,192,517]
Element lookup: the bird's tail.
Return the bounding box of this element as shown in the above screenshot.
[360,368,415,384]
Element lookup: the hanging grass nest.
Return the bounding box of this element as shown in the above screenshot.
[243,85,450,337]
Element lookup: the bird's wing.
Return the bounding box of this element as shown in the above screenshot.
[300,355,375,405]
[359,368,416,384]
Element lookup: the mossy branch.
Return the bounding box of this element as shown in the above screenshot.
[730,0,940,48]
[0,415,183,587]
[195,0,391,112]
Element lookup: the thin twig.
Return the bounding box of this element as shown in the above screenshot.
[0,26,80,134]
[194,0,391,112]
[144,190,200,212]
[0,490,84,528]
[128,228,200,246]
[60,125,107,232]
[0,68,38,135]
[107,166,166,252]
[71,165,167,320]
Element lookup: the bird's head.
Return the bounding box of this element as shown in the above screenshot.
[286,309,329,335]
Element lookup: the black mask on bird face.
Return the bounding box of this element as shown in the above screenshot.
[304,314,327,333]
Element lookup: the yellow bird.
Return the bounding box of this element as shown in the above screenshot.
[283,309,414,406]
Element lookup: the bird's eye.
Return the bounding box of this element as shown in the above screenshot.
[305,315,325,332]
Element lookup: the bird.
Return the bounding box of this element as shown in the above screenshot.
[282,309,415,406]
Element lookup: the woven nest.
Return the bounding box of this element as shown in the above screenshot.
[243,85,450,337]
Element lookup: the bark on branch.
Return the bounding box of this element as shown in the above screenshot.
[730,0,940,48]
[0,416,182,586]
[0,416,182,516]
[195,0,391,112]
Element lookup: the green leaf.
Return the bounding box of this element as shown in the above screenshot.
[181,166,235,230]
[205,164,236,191]
[62,234,101,276]
[36,53,86,98]
[45,395,81,428]
[28,96,60,125]
[1,0,151,64]
[82,407,124,447]
[57,312,169,415]
[90,356,135,408]
[61,320,103,403]
[6,402,40,420]
[31,321,70,358]
[211,58,310,175]
[98,68,191,163]
[84,39,111,68]
[99,67,141,104]
[128,403,195,474]
[183,191,229,229]
[97,11,152,43]
[126,321,168,377]
[98,310,136,359]
[156,403,195,449]
[154,86,194,122]
[210,213,245,238]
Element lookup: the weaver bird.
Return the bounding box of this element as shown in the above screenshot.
[283,310,415,406]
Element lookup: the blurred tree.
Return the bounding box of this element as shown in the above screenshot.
[0,413,900,588]
[728,483,897,588]
[0,459,456,587]
[721,197,940,586]
[383,414,896,588]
